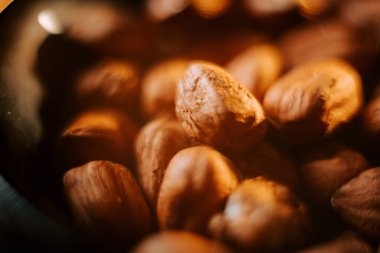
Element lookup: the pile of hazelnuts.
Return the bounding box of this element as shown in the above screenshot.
[32,0,380,252]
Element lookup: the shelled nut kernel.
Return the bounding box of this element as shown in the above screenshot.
[263,58,363,145]
[58,108,137,168]
[134,117,191,208]
[332,167,380,240]
[231,141,297,190]
[63,161,152,244]
[132,231,232,253]
[176,61,267,152]
[141,59,189,118]
[298,142,369,207]
[226,43,283,102]
[74,59,139,110]
[295,232,374,253]
[363,96,380,140]
[209,178,310,252]
[157,146,239,234]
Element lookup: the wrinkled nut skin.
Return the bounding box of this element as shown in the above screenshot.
[231,141,297,190]
[363,96,380,140]
[332,167,380,240]
[279,20,375,72]
[263,58,363,145]
[141,59,189,118]
[209,178,310,252]
[157,146,239,234]
[226,43,283,102]
[176,61,267,152]
[295,232,374,253]
[134,117,191,209]
[63,161,152,244]
[74,59,139,110]
[58,109,137,168]
[298,142,368,207]
[132,231,232,253]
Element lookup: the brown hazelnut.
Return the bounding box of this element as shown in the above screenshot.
[226,43,283,102]
[295,232,374,253]
[231,141,298,190]
[279,20,375,73]
[63,160,152,244]
[190,0,232,18]
[58,108,137,168]
[298,142,369,207]
[132,231,232,253]
[362,96,380,140]
[134,117,191,208]
[141,59,189,118]
[263,58,363,145]
[331,167,380,240]
[157,146,239,234]
[209,178,310,252]
[176,61,267,152]
[74,59,139,111]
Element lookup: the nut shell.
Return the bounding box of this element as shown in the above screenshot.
[176,61,267,152]
[157,146,239,234]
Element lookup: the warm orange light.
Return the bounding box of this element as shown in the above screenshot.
[191,0,231,18]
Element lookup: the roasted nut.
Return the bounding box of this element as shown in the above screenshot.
[279,20,375,72]
[263,58,363,145]
[74,59,139,110]
[231,141,297,190]
[132,231,232,253]
[176,61,267,152]
[363,96,380,140]
[157,146,239,234]
[58,108,137,168]
[135,117,191,208]
[190,0,232,18]
[63,160,152,244]
[331,167,380,240]
[243,0,296,17]
[141,59,189,118]
[298,142,369,207]
[209,178,310,252]
[226,43,283,102]
[295,231,374,253]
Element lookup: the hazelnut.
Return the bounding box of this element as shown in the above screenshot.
[279,20,375,72]
[331,167,380,240]
[176,61,267,152]
[135,117,191,208]
[209,178,310,252]
[263,58,363,145]
[295,231,374,253]
[141,59,189,118]
[74,59,139,111]
[63,160,152,244]
[132,231,232,253]
[190,0,232,18]
[362,96,380,140]
[157,146,239,234]
[243,0,296,17]
[226,43,284,102]
[298,142,368,207]
[58,108,137,168]
[231,141,298,190]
